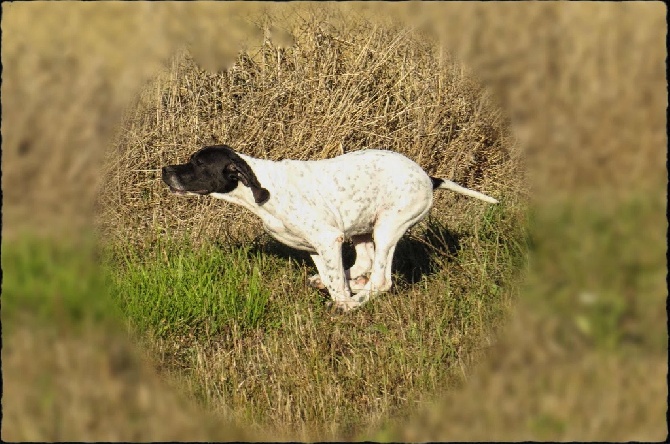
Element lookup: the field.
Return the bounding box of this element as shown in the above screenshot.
[2,2,666,441]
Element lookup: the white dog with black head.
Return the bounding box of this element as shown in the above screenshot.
[162,145,498,312]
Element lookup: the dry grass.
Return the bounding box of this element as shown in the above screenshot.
[130,232,520,440]
[1,322,257,441]
[2,2,666,442]
[373,304,668,442]
[99,15,519,247]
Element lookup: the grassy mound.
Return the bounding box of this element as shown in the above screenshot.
[98,12,524,440]
[100,16,522,247]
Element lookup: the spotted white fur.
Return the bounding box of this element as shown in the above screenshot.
[202,149,498,312]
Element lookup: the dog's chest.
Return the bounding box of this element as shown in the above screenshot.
[260,212,315,251]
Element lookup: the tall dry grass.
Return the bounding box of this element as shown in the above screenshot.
[432,2,667,199]
[99,15,519,247]
[2,2,665,237]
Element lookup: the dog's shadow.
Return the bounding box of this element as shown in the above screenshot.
[246,219,461,286]
[392,219,461,284]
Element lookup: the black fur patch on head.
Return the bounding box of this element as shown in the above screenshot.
[161,145,270,204]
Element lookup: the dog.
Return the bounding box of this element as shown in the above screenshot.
[161,145,498,312]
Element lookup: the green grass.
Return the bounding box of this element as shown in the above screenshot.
[108,240,274,337]
[2,236,119,331]
[525,192,667,353]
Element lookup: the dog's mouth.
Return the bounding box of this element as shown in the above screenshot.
[169,186,208,196]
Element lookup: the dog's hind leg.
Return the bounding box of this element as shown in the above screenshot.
[354,211,427,304]
[347,233,375,292]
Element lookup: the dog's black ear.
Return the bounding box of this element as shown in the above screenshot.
[224,159,270,205]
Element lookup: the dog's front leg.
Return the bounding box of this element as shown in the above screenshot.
[309,235,361,312]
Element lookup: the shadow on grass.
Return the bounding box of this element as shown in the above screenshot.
[393,220,461,284]
[243,219,461,286]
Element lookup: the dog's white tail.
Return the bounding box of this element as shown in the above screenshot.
[434,178,498,204]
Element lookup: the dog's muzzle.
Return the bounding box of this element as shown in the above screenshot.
[161,166,208,195]
[161,166,184,193]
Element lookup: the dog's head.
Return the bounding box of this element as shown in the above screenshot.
[161,145,270,204]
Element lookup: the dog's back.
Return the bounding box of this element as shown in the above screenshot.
[276,150,434,235]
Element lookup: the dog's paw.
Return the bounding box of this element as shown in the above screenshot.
[348,273,370,294]
[307,274,326,290]
[325,299,361,314]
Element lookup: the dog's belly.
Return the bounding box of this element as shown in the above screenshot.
[262,219,315,252]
